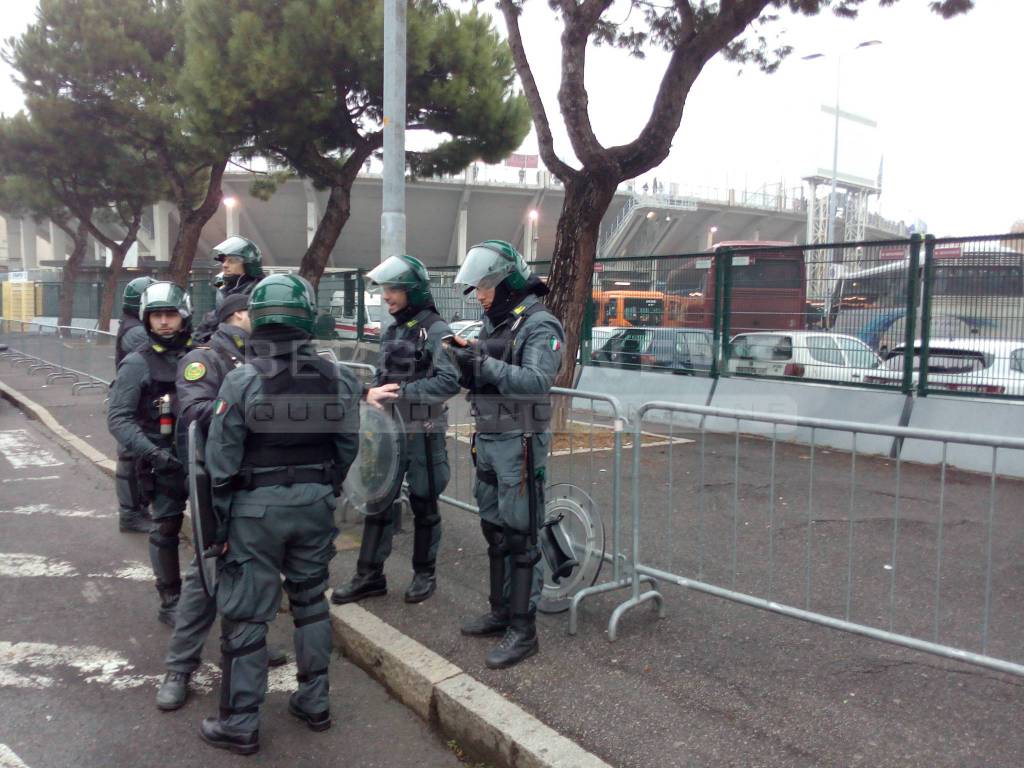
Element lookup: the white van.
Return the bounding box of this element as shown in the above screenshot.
[330,291,383,340]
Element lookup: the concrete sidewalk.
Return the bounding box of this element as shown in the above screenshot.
[3,359,1023,767]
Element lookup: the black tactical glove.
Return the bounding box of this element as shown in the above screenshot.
[146,447,182,473]
[446,342,482,370]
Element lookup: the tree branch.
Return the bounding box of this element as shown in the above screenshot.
[498,0,576,181]
[557,0,615,169]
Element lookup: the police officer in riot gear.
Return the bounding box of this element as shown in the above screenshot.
[199,274,360,755]
[331,255,460,606]
[156,292,288,711]
[107,282,193,626]
[447,240,564,669]
[113,276,157,533]
[193,236,265,343]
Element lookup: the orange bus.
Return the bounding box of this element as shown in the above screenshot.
[664,241,808,334]
[591,290,686,327]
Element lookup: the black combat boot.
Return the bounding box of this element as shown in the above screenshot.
[331,513,389,604]
[288,692,331,732]
[119,509,151,534]
[461,525,509,636]
[156,671,189,711]
[405,496,440,604]
[484,539,539,669]
[199,718,259,755]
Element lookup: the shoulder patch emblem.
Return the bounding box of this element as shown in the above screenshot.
[213,398,230,417]
[183,361,207,381]
[549,337,561,352]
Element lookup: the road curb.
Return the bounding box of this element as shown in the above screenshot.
[329,603,613,768]
[0,380,116,478]
[1,379,613,768]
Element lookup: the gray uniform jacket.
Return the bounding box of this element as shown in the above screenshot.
[175,323,248,448]
[107,342,188,458]
[373,308,460,427]
[469,294,565,436]
[206,343,362,522]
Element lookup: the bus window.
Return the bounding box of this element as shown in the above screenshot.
[934,265,1024,297]
[603,299,618,323]
[731,260,802,289]
[624,297,663,326]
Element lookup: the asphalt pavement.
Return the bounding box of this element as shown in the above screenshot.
[2,360,1023,767]
[0,397,463,768]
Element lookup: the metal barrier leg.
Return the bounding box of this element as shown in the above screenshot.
[28,363,58,374]
[607,577,665,643]
[72,380,107,395]
[46,372,79,384]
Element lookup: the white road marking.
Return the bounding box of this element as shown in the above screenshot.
[0,744,30,768]
[0,504,112,519]
[0,430,63,469]
[0,554,77,579]
[0,554,151,582]
[0,642,298,695]
[2,475,60,484]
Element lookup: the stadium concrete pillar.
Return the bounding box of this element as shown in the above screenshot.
[20,217,38,270]
[49,221,68,263]
[153,202,172,262]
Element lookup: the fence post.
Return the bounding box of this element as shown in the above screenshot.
[917,235,936,397]
[901,233,922,395]
[710,249,732,377]
[581,294,595,365]
[356,271,365,342]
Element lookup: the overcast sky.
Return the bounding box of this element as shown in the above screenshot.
[0,1,1017,236]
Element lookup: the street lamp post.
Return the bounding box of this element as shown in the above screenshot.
[803,40,881,244]
[223,196,239,237]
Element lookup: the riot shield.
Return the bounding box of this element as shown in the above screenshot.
[187,420,219,597]
[341,403,407,517]
[537,483,606,614]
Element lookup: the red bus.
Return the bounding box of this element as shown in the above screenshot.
[665,241,808,334]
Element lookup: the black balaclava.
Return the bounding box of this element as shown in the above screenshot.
[146,316,192,350]
[485,274,548,326]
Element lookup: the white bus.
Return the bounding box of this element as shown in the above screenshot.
[825,243,1024,354]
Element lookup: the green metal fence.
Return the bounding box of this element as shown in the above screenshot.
[22,232,1024,399]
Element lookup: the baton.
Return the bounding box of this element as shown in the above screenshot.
[522,432,538,547]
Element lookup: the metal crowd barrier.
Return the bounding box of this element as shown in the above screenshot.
[0,320,114,393]
[616,400,1024,678]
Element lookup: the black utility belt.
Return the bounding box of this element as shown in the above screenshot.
[233,465,334,490]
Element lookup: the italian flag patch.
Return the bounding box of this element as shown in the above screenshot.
[549,336,561,352]
[214,399,230,417]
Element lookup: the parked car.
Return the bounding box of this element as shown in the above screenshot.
[865,338,1024,396]
[452,320,483,341]
[727,331,883,383]
[591,327,714,374]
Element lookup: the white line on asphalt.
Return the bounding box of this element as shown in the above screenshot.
[0,554,151,581]
[1,475,60,484]
[0,553,77,579]
[0,642,299,695]
[0,430,64,469]
[0,504,112,519]
[0,744,30,768]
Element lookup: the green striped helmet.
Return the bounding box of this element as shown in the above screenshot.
[122,276,156,316]
[248,274,316,333]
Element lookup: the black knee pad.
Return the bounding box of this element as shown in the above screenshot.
[503,528,540,567]
[481,520,505,556]
[150,516,183,546]
[410,496,441,528]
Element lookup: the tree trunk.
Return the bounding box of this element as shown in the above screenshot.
[57,222,90,334]
[164,157,228,286]
[546,173,617,390]
[97,246,130,333]
[298,183,352,290]
[167,207,213,287]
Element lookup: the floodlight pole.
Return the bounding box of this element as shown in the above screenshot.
[382,0,407,262]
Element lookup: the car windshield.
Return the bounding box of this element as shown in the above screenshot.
[731,334,792,361]
[603,329,652,354]
[883,348,992,373]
